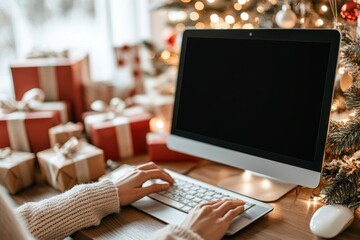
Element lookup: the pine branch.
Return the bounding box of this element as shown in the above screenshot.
[344,81,360,111]
[326,118,360,156]
[337,24,354,46]
[341,39,360,80]
[322,158,360,209]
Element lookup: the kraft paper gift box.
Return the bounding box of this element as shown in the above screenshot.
[90,112,151,160]
[82,81,119,112]
[37,141,105,192]
[10,53,90,121]
[146,132,198,162]
[49,122,84,147]
[0,111,61,153]
[0,150,35,194]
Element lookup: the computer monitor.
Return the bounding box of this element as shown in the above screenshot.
[168,29,340,202]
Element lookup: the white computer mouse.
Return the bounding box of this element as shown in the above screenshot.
[309,204,354,238]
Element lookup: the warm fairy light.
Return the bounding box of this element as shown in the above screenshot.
[190,12,200,21]
[176,23,185,31]
[238,0,247,5]
[225,15,235,24]
[161,50,171,60]
[308,194,323,208]
[331,103,338,111]
[269,0,278,5]
[315,18,324,26]
[150,117,166,132]
[234,3,242,11]
[210,13,219,22]
[349,112,356,118]
[321,5,328,12]
[299,17,305,24]
[168,10,187,22]
[233,22,242,28]
[240,12,249,21]
[195,1,204,10]
[195,22,205,28]
[338,67,345,74]
[242,23,254,29]
[207,0,215,3]
[181,0,191,3]
[222,22,230,29]
[257,5,264,13]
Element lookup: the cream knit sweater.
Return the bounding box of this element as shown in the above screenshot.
[0,180,202,240]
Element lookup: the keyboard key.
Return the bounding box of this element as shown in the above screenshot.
[149,193,184,209]
[148,176,256,215]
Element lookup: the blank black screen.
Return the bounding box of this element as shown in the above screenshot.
[174,37,331,169]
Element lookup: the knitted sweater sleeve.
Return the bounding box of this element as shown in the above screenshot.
[152,224,204,240]
[16,180,120,240]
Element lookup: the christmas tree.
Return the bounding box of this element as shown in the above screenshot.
[322,24,360,210]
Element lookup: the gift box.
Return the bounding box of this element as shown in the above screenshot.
[0,149,35,194]
[10,53,90,121]
[146,132,198,161]
[90,112,151,160]
[83,98,147,138]
[83,81,129,111]
[37,140,105,192]
[0,111,61,153]
[49,122,84,147]
[32,101,70,124]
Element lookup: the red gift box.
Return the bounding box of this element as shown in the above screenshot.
[10,53,90,121]
[147,132,198,161]
[90,113,151,160]
[0,111,61,153]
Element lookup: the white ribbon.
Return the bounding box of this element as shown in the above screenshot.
[113,117,134,158]
[0,88,45,113]
[38,66,59,101]
[47,140,92,187]
[6,112,31,152]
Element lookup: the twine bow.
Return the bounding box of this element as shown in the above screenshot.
[53,137,80,159]
[0,88,45,113]
[0,147,12,159]
[90,97,126,119]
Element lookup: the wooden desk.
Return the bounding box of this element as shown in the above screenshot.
[11,155,360,240]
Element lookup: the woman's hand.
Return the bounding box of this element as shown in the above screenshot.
[113,162,174,206]
[181,199,245,240]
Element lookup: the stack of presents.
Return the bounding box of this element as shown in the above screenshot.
[0,47,197,194]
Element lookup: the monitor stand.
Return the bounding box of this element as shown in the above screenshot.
[217,169,297,202]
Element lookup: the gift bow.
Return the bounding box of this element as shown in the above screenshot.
[90,97,127,118]
[0,147,11,159]
[53,137,80,159]
[0,88,45,113]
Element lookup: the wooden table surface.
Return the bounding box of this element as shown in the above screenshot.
[11,155,360,240]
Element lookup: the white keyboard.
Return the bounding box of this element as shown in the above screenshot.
[102,165,273,235]
[148,177,255,213]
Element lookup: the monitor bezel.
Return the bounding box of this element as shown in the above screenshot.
[168,29,340,188]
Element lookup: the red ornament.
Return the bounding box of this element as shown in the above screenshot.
[117,58,125,66]
[164,32,176,48]
[122,45,130,52]
[341,1,359,22]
